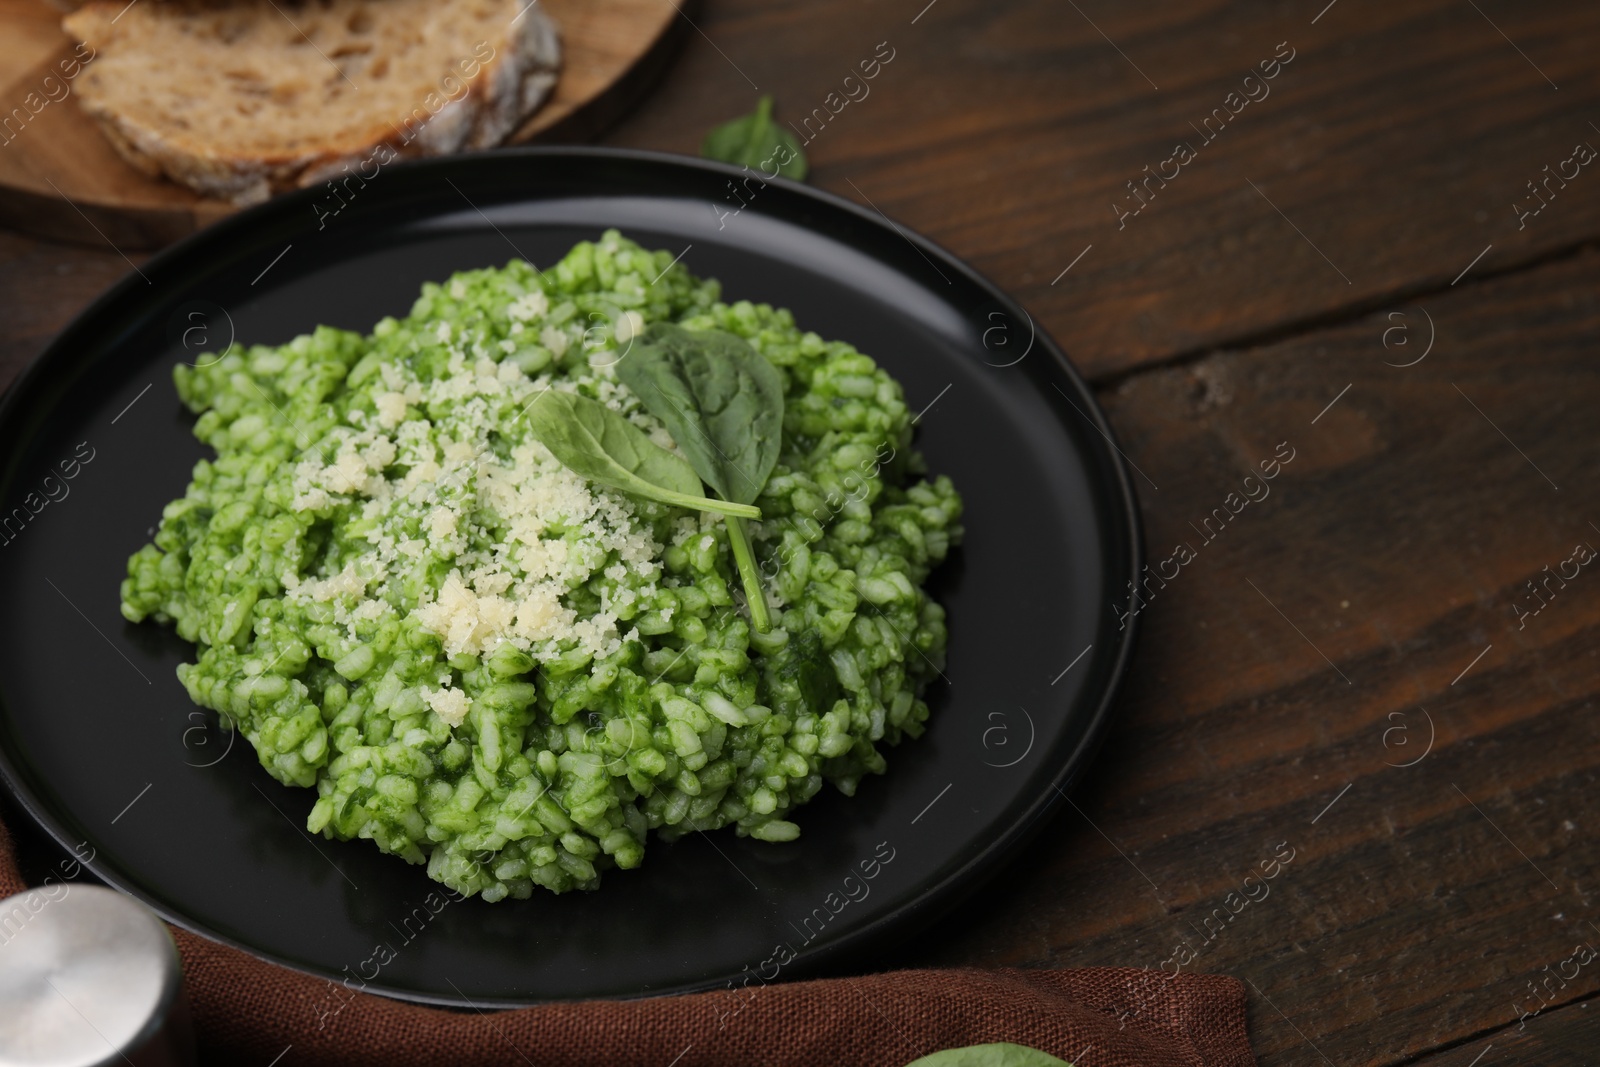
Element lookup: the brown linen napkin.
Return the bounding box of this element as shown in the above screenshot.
[1,817,1256,1066]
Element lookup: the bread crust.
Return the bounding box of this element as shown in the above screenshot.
[63,0,562,205]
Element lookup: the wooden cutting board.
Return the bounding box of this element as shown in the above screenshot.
[0,0,691,248]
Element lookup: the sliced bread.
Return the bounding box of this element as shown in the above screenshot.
[62,0,560,205]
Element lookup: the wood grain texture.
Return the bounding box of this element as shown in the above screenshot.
[601,0,1600,379]
[1413,996,1600,1066]
[0,0,689,247]
[900,248,1600,1065]
[0,228,134,378]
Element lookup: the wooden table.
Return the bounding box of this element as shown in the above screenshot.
[4,1,1598,1063]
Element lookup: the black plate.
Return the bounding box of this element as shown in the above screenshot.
[0,148,1141,1006]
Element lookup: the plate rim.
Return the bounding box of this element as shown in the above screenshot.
[0,145,1145,1006]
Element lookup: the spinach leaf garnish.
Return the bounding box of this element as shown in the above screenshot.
[616,325,784,504]
[905,1044,1071,1067]
[701,95,809,181]
[777,629,841,717]
[615,324,785,632]
[524,389,760,521]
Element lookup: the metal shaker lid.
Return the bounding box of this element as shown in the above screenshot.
[0,884,194,1067]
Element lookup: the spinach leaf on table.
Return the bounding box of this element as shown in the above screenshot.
[701,94,809,181]
[904,1043,1072,1067]
[616,324,785,631]
[524,389,760,520]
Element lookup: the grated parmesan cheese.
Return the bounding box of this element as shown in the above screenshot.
[422,684,470,727]
[274,332,669,695]
[540,326,570,357]
[508,290,549,322]
[374,392,408,429]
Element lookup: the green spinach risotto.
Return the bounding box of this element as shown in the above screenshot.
[120,232,962,900]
